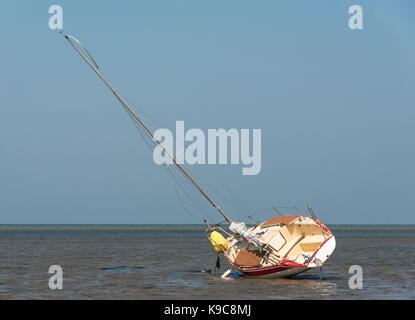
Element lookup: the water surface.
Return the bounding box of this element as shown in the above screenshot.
[0,225,414,299]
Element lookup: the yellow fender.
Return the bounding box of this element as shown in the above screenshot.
[209,231,228,253]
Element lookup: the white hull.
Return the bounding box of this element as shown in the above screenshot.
[224,215,336,278]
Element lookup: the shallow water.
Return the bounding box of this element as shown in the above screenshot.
[0,225,414,299]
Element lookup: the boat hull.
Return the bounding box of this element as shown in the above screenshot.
[236,236,336,278]
[241,266,309,278]
[223,215,336,278]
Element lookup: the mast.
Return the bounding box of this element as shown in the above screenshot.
[64,34,232,224]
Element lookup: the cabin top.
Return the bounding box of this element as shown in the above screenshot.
[260,215,300,228]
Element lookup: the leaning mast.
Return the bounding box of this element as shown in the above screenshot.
[64,34,232,224]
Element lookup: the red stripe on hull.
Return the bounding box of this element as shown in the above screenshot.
[245,266,291,276]
[244,266,309,278]
[224,254,309,278]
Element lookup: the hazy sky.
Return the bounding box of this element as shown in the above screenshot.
[1,1,414,224]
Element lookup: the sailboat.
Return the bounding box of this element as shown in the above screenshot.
[64,34,336,278]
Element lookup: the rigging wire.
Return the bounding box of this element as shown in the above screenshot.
[179,164,249,221]
[118,98,217,222]
[123,94,252,222]
[121,100,247,223]
[205,165,252,217]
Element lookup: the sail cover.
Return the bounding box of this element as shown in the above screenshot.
[229,222,264,250]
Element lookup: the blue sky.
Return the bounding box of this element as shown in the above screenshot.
[1,1,414,224]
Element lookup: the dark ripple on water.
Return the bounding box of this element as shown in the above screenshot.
[100,266,146,271]
[0,225,414,299]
